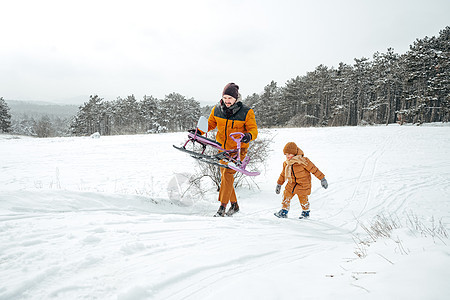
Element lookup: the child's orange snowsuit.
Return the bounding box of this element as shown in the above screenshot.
[277,143,325,211]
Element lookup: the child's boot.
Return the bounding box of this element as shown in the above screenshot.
[299,210,310,219]
[274,209,288,218]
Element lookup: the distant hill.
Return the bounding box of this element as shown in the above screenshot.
[6,100,79,119]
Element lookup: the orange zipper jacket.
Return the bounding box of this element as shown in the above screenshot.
[208,101,258,150]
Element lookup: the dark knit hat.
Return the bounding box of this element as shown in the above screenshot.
[222,83,239,100]
[283,142,304,156]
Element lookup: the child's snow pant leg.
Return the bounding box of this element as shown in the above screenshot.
[218,167,237,206]
[281,189,294,211]
[297,194,310,211]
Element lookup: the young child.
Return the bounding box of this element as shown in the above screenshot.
[274,142,328,219]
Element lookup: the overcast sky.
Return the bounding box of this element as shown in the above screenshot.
[1,0,449,106]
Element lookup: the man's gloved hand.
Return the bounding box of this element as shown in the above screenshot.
[321,178,328,189]
[241,133,252,143]
[275,184,281,194]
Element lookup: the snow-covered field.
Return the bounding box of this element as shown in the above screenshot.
[1,124,449,300]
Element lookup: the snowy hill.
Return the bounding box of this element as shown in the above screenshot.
[1,125,449,299]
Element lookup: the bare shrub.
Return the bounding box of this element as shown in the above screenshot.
[189,131,273,191]
[405,211,448,243]
[353,212,448,259]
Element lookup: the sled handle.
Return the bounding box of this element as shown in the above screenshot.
[229,132,244,163]
[229,132,244,143]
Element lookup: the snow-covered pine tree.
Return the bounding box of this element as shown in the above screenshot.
[139,95,159,133]
[400,26,449,123]
[0,97,12,133]
[371,48,402,125]
[280,76,305,126]
[251,81,281,127]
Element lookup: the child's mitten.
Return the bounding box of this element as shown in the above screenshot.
[275,184,281,194]
[321,178,328,189]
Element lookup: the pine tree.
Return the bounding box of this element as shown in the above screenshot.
[71,95,103,135]
[159,93,200,132]
[253,81,281,127]
[371,48,402,124]
[281,76,305,125]
[329,62,353,126]
[0,97,12,133]
[140,95,159,133]
[400,27,449,123]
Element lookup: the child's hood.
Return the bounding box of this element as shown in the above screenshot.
[283,142,304,156]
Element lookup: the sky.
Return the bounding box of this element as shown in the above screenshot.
[1,0,449,106]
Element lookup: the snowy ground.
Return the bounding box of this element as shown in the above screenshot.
[1,124,449,300]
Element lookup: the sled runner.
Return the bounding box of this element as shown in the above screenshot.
[173,116,260,176]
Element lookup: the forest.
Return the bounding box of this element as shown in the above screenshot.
[70,93,201,136]
[246,26,449,127]
[1,27,448,137]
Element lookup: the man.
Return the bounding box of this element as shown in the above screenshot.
[207,83,258,217]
